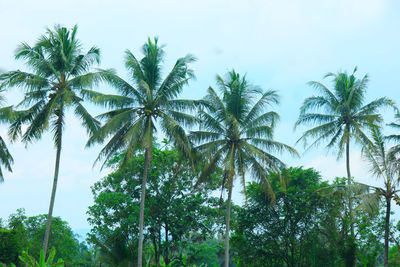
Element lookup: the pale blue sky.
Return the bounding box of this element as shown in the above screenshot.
[0,0,399,234]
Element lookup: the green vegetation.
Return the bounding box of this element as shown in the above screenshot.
[87,143,222,266]
[0,24,400,267]
[0,209,91,266]
[18,248,64,267]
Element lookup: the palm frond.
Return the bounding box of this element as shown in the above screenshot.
[0,71,49,92]
[160,113,192,157]
[92,94,134,109]
[74,101,101,136]
[244,90,279,123]
[0,136,13,182]
[155,54,196,103]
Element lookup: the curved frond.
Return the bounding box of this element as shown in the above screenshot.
[74,101,101,136]
[0,136,14,182]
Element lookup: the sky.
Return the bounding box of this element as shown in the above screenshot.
[0,0,400,237]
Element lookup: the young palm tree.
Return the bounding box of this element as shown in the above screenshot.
[294,67,393,266]
[0,89,14,182]
[360,126,400,267]
[190,71,297,267]
[87,38,196,267]
[0,25,103,257]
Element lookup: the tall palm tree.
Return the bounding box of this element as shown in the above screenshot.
[190,71,297,267]
[0,89,14,182]
[87,38,196,267]
[360,126,400,267]
[294,67,393,266]
[0,25,103,257]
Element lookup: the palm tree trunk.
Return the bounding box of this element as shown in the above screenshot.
[346,135,353,233]
[345,135,356,267]
[346,135,351,184]
[224,177,233,267]
[137,146,152,267]
[384,196,391,267]
[165,224,169,265]
[42,116,63,258]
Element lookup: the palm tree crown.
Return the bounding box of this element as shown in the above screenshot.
[295,68,393,172]
[88,38,197,163]
[192,71,296,198]
[0,25,102,143]
[190,70,297,267]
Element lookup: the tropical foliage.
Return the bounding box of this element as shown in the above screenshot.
[0,209,91,266]
[1,24,400,267]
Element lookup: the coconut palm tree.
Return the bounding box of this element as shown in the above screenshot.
[0,25,103,257]
[0,89,14,182]
[87,38,196,267]
[294,67,394,266]
[360,125,400,267]
[190,71,297,267]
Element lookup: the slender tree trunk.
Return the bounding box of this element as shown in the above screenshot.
[42,115,63,258]
[346,135,351,184]
[165,224,169,265]
[384,196,391,267]
[346,135,354,232]
[152,235,159,267]
[224,177,233,267]
[137,146,152,267]
[345,135,356,267]
[158,229,161,267]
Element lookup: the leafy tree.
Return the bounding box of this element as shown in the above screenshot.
[295,68,393,266]
[0,25,104,257]
[8,209,79,263]
[87,38,196,267]
[73,242,96,267]
[354,210,385,267]
[190,71,297,267]
[231,167,340,267]
[310,175,390,266]
[0,228,21,264]
[182,239,221,267]
[2,209,91,266]
[87,143,221,266]
[360,126,400,267]
[388,245,400,266]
